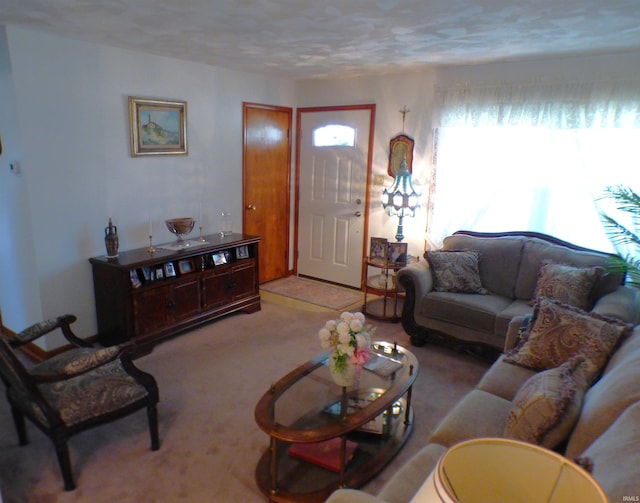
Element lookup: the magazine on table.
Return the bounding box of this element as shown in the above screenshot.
[363,352,403,377]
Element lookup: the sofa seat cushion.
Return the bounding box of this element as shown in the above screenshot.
[532,262,603,311]
[505,297,631,385]
[565,330,640,459]
[477,355,537,401]
[421,292,513,334]
[504,356,588,449]
[429,390,512,446]
[425,250,488,293]
[442,234,526,298]
[576,401,640,503]
[514,238,621,301]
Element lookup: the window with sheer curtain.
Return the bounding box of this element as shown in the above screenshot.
[428,81,640,255]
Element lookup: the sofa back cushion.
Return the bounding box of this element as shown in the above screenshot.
[514,238,622,301]
[575,401,640,503]
[565,328,640,459]
[442,235,525,299]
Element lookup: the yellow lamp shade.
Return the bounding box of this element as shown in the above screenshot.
[410,438,607,503]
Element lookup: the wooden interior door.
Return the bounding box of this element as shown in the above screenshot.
[243,103,292,284]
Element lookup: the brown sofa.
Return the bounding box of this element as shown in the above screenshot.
[327,313,640,502]
[397,230,639,360]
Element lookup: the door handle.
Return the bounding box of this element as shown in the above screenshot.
[246,204,256,210]
[354,211,362,217]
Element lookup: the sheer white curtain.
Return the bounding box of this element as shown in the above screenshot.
[429,81,640,253]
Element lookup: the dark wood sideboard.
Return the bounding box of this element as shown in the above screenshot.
[89,233,261,347]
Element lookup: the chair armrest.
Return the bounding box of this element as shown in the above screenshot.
[397,260,433,300]
[11,314,93,349]
[30,345,128,381]
[592,285,640,325]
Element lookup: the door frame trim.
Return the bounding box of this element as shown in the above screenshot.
[294,104,376,289]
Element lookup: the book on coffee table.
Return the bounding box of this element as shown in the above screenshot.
[288,437,358,472]
[364,352,403,377]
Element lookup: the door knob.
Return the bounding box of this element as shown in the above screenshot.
[354,211,362,217]
[246,204,256,210]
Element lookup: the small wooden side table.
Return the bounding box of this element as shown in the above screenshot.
[363,256,418,321]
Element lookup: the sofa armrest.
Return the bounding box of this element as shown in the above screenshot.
[397,261,435,346]
[326,489,389,503]
[592,285,640,325]
[397,260,433,299]
[504,314,532,352]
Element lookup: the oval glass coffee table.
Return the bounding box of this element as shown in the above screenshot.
[254,341,419,502]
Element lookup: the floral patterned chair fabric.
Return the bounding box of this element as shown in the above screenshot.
[0,315,159,491]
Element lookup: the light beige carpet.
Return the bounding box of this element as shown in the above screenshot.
[260,276,363,311]
[0,299,490,503]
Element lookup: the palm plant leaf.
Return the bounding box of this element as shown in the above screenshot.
[598,185,640,288]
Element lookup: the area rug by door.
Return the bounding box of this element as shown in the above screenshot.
[261,276,362,310]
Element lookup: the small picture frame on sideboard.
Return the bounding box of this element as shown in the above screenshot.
[212,251,227,266]
[130,269,142,288]
[178,259,195,274]
[164,262,176,277]
[236,245,249,259]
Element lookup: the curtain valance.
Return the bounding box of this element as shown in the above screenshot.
[435,80,640,129]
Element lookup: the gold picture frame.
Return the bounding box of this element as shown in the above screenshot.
[129,97,187,156]
[388,133,414,176]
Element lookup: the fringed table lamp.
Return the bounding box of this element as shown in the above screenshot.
[381,155,420,242]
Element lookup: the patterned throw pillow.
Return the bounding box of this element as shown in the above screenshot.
[505,297,632,385]
[505,356,587,448]
[425,249,488,294]
[531,262,603,311]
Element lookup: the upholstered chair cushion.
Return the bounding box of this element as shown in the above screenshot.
[531,262,603,310]
[425,250,488,294]
[37,360,150,426]
[505,356,587,448]
[505,297,631,385]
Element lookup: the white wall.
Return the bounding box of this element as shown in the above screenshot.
[296,70,439,260]
[0,27,42,330]
[297,51,640,259]
[1,26,294,348]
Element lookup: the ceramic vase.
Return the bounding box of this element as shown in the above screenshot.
[104,218,119,258]
[329,351,357,387]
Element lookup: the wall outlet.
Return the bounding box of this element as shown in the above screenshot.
[9,161,21,174]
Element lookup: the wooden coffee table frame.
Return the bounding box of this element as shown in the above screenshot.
[254,342,418,502]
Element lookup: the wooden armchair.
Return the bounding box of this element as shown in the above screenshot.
[0,315,159,490]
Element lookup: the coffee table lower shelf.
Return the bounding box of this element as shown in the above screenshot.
[255,407,414,503]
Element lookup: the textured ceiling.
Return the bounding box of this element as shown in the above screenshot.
[2,0,640,79]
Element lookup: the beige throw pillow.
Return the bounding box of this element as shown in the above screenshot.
[531,262,603,310]
[425,249,488,294]
[505,297,631,385]
[505,356,587,449]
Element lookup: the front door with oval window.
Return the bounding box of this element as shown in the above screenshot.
[297,106,374,288]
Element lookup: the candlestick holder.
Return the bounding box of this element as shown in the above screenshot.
[198,226,206,242]
[147,235,156,254]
